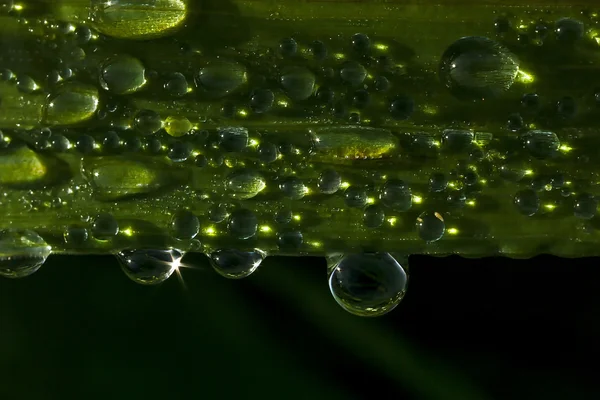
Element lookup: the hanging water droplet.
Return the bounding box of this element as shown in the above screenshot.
[209,248,266,279]
[100,55,147,95]
[117,248,182,285]
[416,212,445,242]
[328,252,408,317]
[225,169,266,199]
[0,230,51,278]
[439,36,519,100]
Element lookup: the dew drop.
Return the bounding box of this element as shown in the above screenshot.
[209,249,266,279]
[340,61,367,86]
[277,231,303,250]
[514,189,539,216]
[44,83,99,125]
[257,142,278,163]
[218,126,249,152]
[416,212,445,242]
[279,177,307,200]
[280,66,316,101]
[228,209,258,239]
[328,252,408,317]
[117,248,182,285]
[0,230,51,279]
[363,205,385,228]
[134,109,162,135]
[100,55,146,95]
[389,95,414,120]
[380,179,412,212]
[344,186,368,208]
[574,193,597,220]
[555,18,584,43]
[522,130,560,159]
[250,88,274,113]
[91,212,119,240]
[164,72,189,97]
[439,36,519,100]
[170,210,199,240]
[196,61,247,98]
[225,169,266,199]
[64,226,89,247]
[318,169,342,194]
[164,116,192,137]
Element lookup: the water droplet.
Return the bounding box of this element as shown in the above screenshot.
[228,209,258,239]
[328,252,408,317]
[170,210,199,239]
[218,126,249,152]
[442,129,474,153]
[389,95,414,120]
[258,142,278,163]
[164,72,188,97]
[44,83,99,125]
[522,130,560,159]
[521,93,540,112]
[318,169,342,194]
[574,193,597,219]
[429,172,448,192]
[226,169,266,199]
[117,248,182,285]
[514,189,539,216]
[209,249,266,279]
[102,131,121,152]
[363,205,385,228]
[167,141,191,162]
[278,231,304,250]
[439,36,519,100]
[134,109,162,135]
[373,75,391,92]
[380,179,412,212]
[416,212,445,242]
[90,0,188,39]
[280,66,316,101]
[340,61,367,86]
[507,113,524,131]
[100,55,146,95]
[92,212,119,239]
[494,16,511,34]
[279,37,297,57]
[310,40,327,60]
[279,177,307,200]
[555,18,584,43]
[208,204,228,223]
[17,75,38,93]
[76,135,95,154]
[196,61,247,98]
[0,230,51,278]
[351,33,371,53]
[64,226,89,247]
[557,96,577,118]
[164,116,191,137]
[250,88,274,113]
[275,209,292,225]
[344,186,368,208]
[50,134,71,152]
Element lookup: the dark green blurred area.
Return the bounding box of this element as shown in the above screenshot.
[1,255,600,400]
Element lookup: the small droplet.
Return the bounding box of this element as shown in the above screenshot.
[226,169,266,199]
[389,95,414,120]
[164,72,189,97]
[416,212,445,242]
[555,18,584,43]
[521,93,540,112]
[429,172,448,192]
[100,55,147,95]
[279,177,307,200]
[208,204,228,223]
[76,135,95,154]
[277,231,304,250]
[344,186,368,208]
[164,116,192,137]
[279,37,298,57]
[363,205,385,228]
[514,189,539,216]
[196,61,247,98]
[439,36,519,100]
[310,40,327,60]
[134,109,162,135]
[275,209,292,225]
[64,226,89,247]
[218,126,249,152]
[250,88,274,113]
[17,75,38,93]
[380,179,412,212]
[442,129,474,153]
[280,66,316,101]
[228,209,258,239]
[167,141,191,162]
[258,143,278,163]
[340,61,367,86]
[328,252,408,317]
[210,249,266,279]
[117,248,182,285]
[574,193,597,220]
[171,210,199,240]
[351,33,371,53]
[91,213,119,240]
[522,130,560,159]
[0,230,51,278]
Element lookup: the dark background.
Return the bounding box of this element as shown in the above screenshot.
[1,254,599,400]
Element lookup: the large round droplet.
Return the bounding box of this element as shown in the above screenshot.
[574,193,597,220]
[328,253,408,317]
[416,212,445,242]
[209,248,266,279]
[344,186,368,208]
[340,61,367,86]
[44,83,99,125]
[170,210,199,239]
[280,66,316,101]
[134,109,162,135]
[92,213,119,240]
[195,61,247,98]
[100,55,147,95]
[439,36,519,100]
[250,89,274,113]
[228,209,258,240]
[218,126,249,152]
[90,0,188,39]
[225,169,266,199]
[117,248,182,285]
[363,205,385,228]
[0,230,51,278]
[279,177,308,200]
[380,179,412,212]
